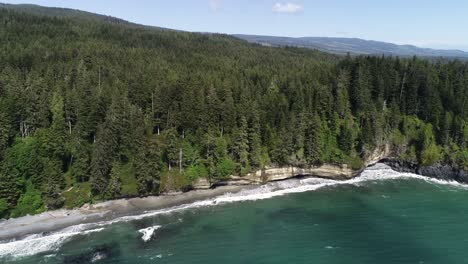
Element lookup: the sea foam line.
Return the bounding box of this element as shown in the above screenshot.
[1,163,466,259]
[0,227,104,259]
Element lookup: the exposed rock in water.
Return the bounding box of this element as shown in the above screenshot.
[382,158,468,183]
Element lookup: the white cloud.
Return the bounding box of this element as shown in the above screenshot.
[272,2,304,13]
[209,0,222,12]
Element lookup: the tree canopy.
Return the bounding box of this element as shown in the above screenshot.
[0,8,466,217]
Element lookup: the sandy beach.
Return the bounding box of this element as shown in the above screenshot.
[0,185,250,241]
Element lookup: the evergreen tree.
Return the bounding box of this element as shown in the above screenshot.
[304,113,323,165]
[248,113,263,169]
[338,122,354,155]
[106,164,122,199]
[135,137,161,195]
[233,116,250,174]
[90,125,114,196]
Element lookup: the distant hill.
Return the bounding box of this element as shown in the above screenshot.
[3,3,466,59]
[234,34,468,59]
[0,3,167,30]
[0,3,128,23]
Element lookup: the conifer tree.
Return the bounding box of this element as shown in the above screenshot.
[304,113,323,165]
[233,116,250,174]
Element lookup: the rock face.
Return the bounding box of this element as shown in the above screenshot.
[192,143,467,190]
[223,145,391,186]
[241,164,357,183]
[209,164,358,189]
[382,159,468,183]
[192,177,211,189]
[365,144,391,167]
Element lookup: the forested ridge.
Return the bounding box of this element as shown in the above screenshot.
[0,7,466,218]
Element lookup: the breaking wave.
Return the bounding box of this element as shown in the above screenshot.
[0,226,104,259]
[139,225,162,242]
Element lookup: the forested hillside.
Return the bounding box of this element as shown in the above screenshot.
[0,7,466,218]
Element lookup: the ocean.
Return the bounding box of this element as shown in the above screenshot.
[2,164,468,264]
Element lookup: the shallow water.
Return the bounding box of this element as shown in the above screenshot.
[2,164,468,263]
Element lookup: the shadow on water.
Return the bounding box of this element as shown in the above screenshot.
[62,242,121,264]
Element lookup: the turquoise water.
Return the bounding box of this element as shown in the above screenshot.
[3,165,468,263]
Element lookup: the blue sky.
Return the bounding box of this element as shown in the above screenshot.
[2,0,468,51]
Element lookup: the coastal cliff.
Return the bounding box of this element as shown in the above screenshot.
[193,143,467,190]
[194,144,392,189]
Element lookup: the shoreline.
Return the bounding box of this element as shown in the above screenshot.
[1,155,466,242]
[0,185,251,241]
[0,161,365,241]
[0,145,390,241]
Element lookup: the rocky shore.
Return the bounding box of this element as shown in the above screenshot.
[381,158,468,183]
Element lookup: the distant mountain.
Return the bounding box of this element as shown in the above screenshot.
[234,34,468,59]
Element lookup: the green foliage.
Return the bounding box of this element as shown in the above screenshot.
[185,164,209,181]
[418,124,441,166]
[135,137,161,195]
[233,117,250,174]
[0,7,466,217]
[106,164,122,199]
[345,155,364,170]
[62,182,91,209]
[421,144,441,166]
[338,123,354,155]
[0,199,8,218]
[216,157,236,179]
[10,181,45,218]
[90,125,114,196]
[160,170,191,192]
[304,113,323,165]
[43,158,65,209]
[118,162,139,197]
[0,105,12,160]
[391,129,405,146]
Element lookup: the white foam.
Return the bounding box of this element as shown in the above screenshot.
[138,225,161,242]
[91,251,106,262]
[0,227,104,259]
[1,163,466,259]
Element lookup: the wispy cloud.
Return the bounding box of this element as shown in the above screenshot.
[209,0,222,12]
[272,2,304,14]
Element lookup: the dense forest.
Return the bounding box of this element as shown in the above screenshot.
[0,7,466,218]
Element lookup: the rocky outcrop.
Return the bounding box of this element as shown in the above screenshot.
[241,164,357,183]
[224,144,392,185]
[192,177,211,189]
[207,164,358,189]
[382,158,468,183]
[193,143,467,190]
[365,144,391,167]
